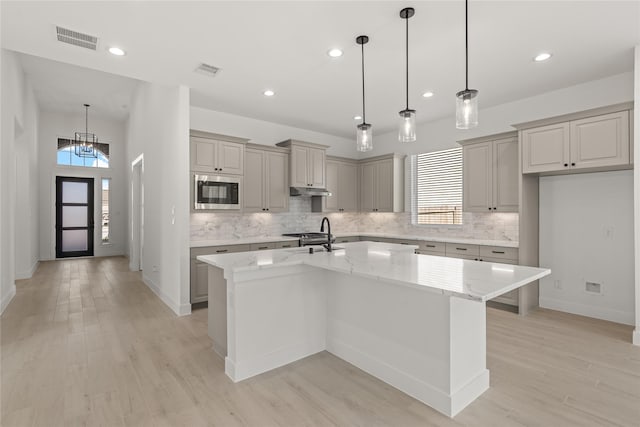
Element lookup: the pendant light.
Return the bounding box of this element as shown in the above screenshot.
[74,104,98,158]
[455,0,479,129]
[356,35,372,152]
[398,7,416,143]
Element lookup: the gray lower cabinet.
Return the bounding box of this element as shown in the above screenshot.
[190,244,251,303]
[190,241,299,303]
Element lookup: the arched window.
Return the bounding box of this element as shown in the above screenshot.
[56,138,109,168]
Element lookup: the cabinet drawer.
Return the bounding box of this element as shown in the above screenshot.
[275,241,298,249]
[191,244,251,258]
[480,246,519,261]
[389,238,420,246]
[250,242,276,251]
[419,241,446,254]
[445,243,480,257]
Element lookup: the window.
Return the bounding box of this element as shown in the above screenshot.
[57,138,109,168]
[101,178,110,243]
[412,147,463,225]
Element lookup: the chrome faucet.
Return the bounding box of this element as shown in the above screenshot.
[320,217,332,252]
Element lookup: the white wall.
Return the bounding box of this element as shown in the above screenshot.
[190,106,357,158]
[127,82,190,316]
[1,49,39,314]
[539,171,635,325]
[37,111,127,260]
[634,46,640,345]
[371,72,634,157]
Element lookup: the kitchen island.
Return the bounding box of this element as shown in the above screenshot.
[198,241,550,417]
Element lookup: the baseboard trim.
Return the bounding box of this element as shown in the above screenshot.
[633,329,640,346]
[539,297,634,325]
[141,275,190,317]
[15,260,39,280]
[327,337,487,417]
[1,285,17,315]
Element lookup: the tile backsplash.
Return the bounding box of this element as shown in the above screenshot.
[191,197,519,242]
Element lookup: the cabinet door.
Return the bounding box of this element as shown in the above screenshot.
[324,161,339,212]
[522,123,570,173]
[338,162,359,212]
[309,148,326,188]
[375,159,394,212]
[243,149,265,212]
[570,111,630,170]
[290,146,310,187]
[360,162,377,212]
[190,137,217,172]
[191,261,209,303]
[218,141,244,175]
[492,137,519,212]
[266,152,289,212]
[463,142,492,212]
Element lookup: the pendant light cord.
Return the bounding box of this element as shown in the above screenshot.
[465,0,469,91]
[405,14,409,110]
[361,41,366,124]
[85,105,89,134]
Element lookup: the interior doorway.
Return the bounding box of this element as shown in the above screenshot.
[55,176,94,258]
[130,155,144,271]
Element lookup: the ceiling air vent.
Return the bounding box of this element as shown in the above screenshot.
[56,26,98,50]
[195,63,221,77]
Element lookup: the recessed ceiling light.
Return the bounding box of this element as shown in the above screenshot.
[422,91,434,98]
[353,115,362,120]
[108,46,125,56]
[534,52,552,62]
[263,90,275,97]
[327,48,343,58]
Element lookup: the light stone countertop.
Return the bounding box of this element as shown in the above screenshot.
[197,241,547,302]
[190,233,518,248]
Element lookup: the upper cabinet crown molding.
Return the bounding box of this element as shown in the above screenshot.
[511,102,633,131]
[189,129,250,144]
[275,139,330,150]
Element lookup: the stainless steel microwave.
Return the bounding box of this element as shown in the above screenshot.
[194,174,241,210]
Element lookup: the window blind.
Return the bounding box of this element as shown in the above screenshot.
[415,147,462,225]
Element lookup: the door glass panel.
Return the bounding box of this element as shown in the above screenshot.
[62,230,88,252]
[62,206,88,227]
[62,181,88,203]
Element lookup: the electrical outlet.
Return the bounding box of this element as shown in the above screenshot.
[152,265,159,272]
[604,227,614,239]
[585,281,602,294]
[554,280,562,290]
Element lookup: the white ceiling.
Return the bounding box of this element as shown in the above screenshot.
[2,1,639,137]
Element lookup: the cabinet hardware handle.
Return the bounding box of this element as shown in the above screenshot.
[426,244,436,248]
[258,246,268,250]
[456,247,467,251]
[491,250,505,254]
[571,163,575,166]
[216,249,228,253]
[266,208,269,211]
[564,163,568,167]
[282,245,291,248]
[488,207,491,211]
[493,207,497,210]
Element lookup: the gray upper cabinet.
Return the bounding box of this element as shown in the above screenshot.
[462,134,518,213]
[190,133,246,175]
[313,158,359,212]
[276,139,328,188]
[522,110,630,174]
[243,147,289,213]
[359,154,404,213]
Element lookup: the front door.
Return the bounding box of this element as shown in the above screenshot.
[56,176,94,258]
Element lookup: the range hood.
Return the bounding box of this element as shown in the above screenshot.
[289,187,332,197]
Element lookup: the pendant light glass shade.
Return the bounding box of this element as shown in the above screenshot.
[398,7,416,143]
[398,109,416,143]
[455,89,478,129]
[356,123,373,152]
[455,0,479,130]
[73,104,98,158]
[356,35,372,152]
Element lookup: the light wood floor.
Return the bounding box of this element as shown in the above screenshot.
[2,256,639,426]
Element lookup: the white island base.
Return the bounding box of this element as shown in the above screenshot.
[200,242,549,417]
